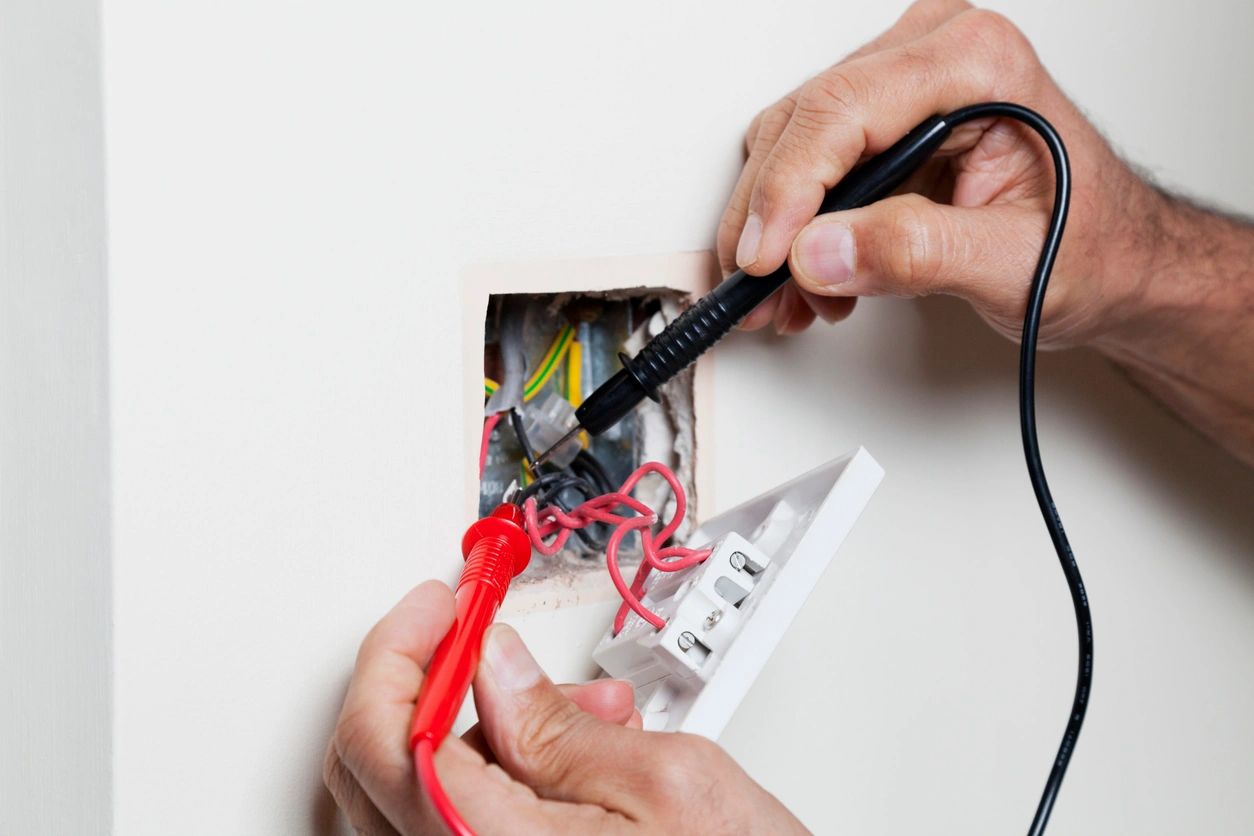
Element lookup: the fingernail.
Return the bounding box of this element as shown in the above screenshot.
[483,625,543,692]
[795,222,855,287]
[735,213,763,269]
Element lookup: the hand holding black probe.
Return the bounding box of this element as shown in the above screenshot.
[532,114,955,466]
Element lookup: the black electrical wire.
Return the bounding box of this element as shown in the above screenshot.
[572,450,615,495]
[508,408,538,467]
[517,472,598,505]
[941,103,1092,836]
[509,408,613,550]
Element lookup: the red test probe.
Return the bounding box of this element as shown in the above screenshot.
[409,502,532,836]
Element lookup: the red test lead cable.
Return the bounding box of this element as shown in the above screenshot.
[409,502,532,836]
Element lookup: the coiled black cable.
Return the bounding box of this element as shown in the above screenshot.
[942,103,1092,835]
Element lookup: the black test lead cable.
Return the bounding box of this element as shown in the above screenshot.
[532,102,1091,834]
[945,102,1091,836]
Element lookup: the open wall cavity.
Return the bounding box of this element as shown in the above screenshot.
[483,290,697,577]
[463,253,718,612]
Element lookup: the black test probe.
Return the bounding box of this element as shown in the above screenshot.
[532,103,1091,836]
[534,112,954,453]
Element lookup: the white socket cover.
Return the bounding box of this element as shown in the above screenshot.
[592,447,884,740]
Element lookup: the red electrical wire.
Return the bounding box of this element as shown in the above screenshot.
[414,739,474,836]
[522,461,710,634]
[479,413,503,477]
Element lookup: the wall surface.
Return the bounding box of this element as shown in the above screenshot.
[0,0,112,832]
[86,0,1254,833]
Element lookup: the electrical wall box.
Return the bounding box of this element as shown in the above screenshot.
[593,448,884,740]
[463,252,718,615]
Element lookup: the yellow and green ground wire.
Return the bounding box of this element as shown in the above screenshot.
[523,324,574,401]
[483,324,575,403]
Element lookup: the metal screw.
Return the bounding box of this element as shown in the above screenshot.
[703,610,723,630]
[678,631,697,652]
[729,551,747,571]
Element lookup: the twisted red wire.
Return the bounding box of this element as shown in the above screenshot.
[522,461,710,634]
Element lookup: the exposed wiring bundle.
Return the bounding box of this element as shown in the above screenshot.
[523,460,710,634]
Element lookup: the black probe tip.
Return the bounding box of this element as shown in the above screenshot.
[529,425,583,472]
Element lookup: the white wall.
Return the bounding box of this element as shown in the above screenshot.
[1,0,112,832]
[13,0,1249,833]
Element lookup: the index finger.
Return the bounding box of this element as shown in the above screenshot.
[333,583,634,835]
[738,9,1040,275]
[331,581,455,826]
[718,0,973,323]
[346,580,456,709]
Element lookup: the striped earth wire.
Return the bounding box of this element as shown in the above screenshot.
[523,325,574,401]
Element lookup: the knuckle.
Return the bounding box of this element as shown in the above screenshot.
[322,743,368,824]
[894,42,942,91]
[956,9,1038,90]
[321,741,344,793]
[754,101,795,147]
[640,736,708,806]
[886,196,942,289]
[673,733,726,770]
[910,0,971,14]
[798,70,863,126]
[514,699,586,781]
[331,707,373,772]
[962,8,1019,44]
[646,735,744,823]
[717,212,746,257]
[658,734,723,781]
[755,152,799,207]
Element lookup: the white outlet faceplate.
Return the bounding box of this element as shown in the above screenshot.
[593,448,884,739]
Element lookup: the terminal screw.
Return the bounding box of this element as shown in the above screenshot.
[730,551,747,571]
[678,631,697,652]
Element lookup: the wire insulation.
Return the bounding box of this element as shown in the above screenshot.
[479,413,503,478]
[522,461,709,632]
[414,739,474,836]
[565,338,583,405]
[523,325,575,401]
[942,103,1090,836]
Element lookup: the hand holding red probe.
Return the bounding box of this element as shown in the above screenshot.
[407,503,532,835]
[323,582,806,835]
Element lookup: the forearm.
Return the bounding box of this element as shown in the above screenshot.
[1094,188,1254,464]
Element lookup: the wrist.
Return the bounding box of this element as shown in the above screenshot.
[1087,186,1254,463]
[1087,180,1209,358]
[1093,186,1248,360]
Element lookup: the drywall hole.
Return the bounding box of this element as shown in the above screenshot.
[463,252,717,614]
[482,291,696,580]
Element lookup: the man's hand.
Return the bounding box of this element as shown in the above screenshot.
[718,0,1254,462]
[323,581,807,835]
[718,0,1155,346]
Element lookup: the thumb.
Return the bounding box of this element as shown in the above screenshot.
[788,193,1045,305]
[472,624,664,815]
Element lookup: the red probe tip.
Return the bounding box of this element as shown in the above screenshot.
[460,504,531,577]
